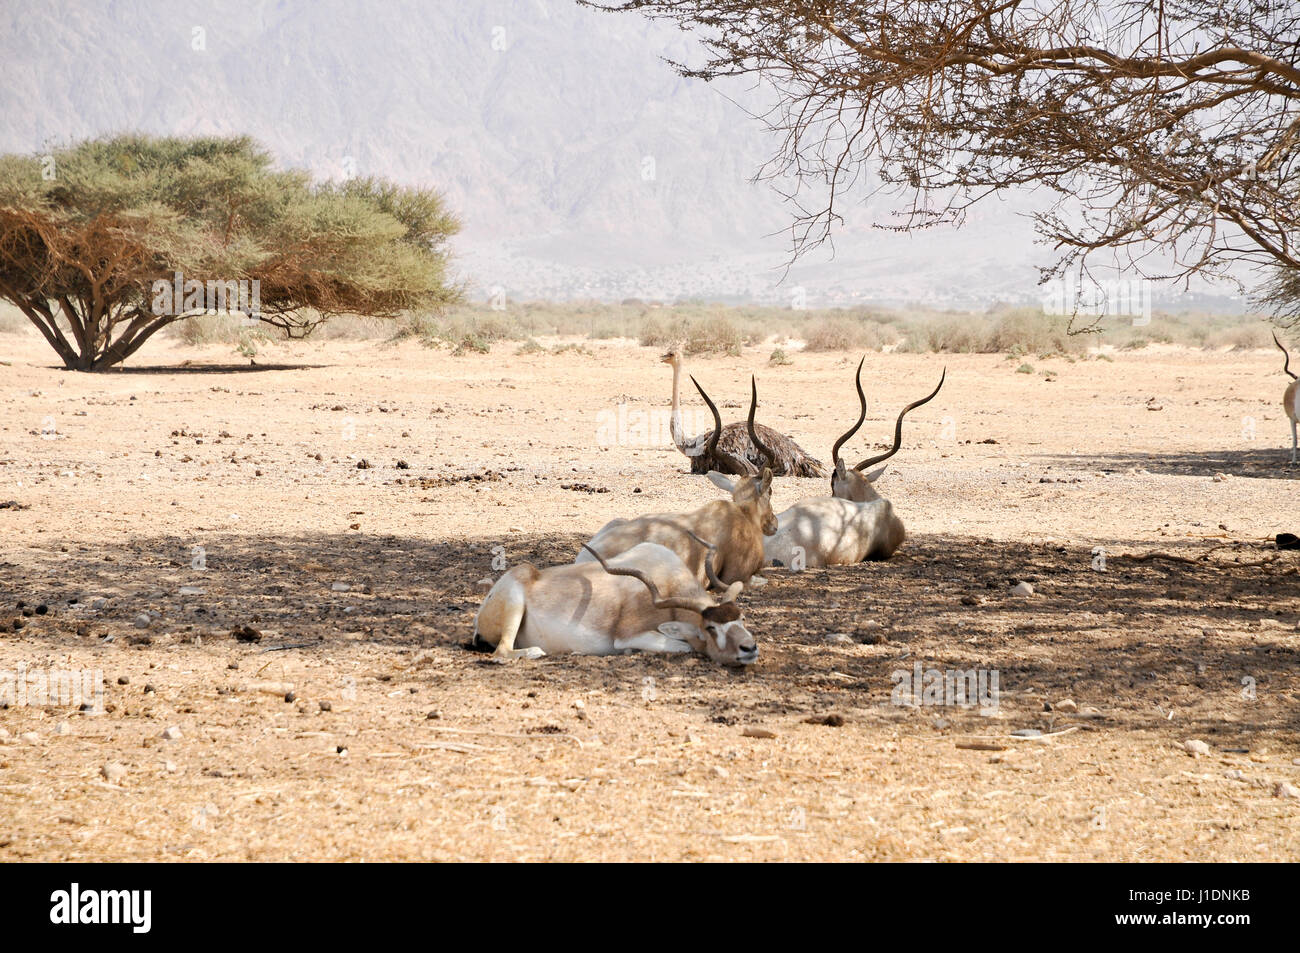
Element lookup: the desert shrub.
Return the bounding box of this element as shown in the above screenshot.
[685,315,744,356]
[769,347,792,365]
[801,315,899,351]
[988,309,1086,355]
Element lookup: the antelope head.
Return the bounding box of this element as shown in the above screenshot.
[830,358,946,503]
[693,375,779,536]
[582,533,758,667]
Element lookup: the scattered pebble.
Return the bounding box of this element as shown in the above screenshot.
[319,700,332,712]
[742,726,776,739]
[331,582,351,592]
[133,613,151,629]
[100,762,127,784]
[1183,739,1211,756]
[1054,698,1078,713]
[824,632,854,646]
[1011,581,1034,597]
[1274,782,1300,799]
[161,726,183,741]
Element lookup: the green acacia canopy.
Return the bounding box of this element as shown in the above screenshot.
[0,134,460,369]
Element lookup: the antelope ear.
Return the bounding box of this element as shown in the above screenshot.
[658,621,703,648]
[759,467,773,492]
[834,459,848,479]
[706,471,736,493]
[863,464,888,483]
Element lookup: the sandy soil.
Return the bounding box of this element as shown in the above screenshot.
[0,329,1297,861]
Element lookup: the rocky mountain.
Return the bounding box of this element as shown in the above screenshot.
[0,0,1244,310]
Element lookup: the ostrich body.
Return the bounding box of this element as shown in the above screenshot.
[663,347,825,477]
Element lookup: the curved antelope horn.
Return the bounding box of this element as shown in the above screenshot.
[1274,331,1297,380]
[690,375,753,476]
[678,527,728,593]
[854,367,947,472]
[748,375,776,472]
[581,544,709,613]
[831,356,868,473]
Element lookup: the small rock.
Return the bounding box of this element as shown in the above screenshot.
[1183,739,1211,756]
[1010,728,1041,737]
[230,624,261,643]
[572,698,585,710]
[1274,781,1300,799]
[163,760,177,773]
[742,726,776,739]
[284,692,296,703]
[1011,581,1034,597]
[824,632,854,646]
[133,613,151,629]
[712,765,729,779]
[161,726,183,741]
[1212,472,1229,482]
[177,586,205,596]
[117,675,130,685]
[20,732,39,744]
[960,594,980,606]
[1054,698,1078,713]
[100,762,127,784]
[331,582,351,592]
[54,722,70,736]
[319,700,332,712]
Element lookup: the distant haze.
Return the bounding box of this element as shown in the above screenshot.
[0,0,1249,311]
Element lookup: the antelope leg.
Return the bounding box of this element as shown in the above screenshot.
[618,631,693,655]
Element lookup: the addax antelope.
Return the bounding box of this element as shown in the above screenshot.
[662,345,824,476]
[1273,331,1298,464]
[764,359,945,568]
[577,376,777,586]
[474,531,757,666]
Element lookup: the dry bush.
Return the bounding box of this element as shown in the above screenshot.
[801,315,898,351]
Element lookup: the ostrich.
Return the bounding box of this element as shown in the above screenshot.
[662,346,825,477]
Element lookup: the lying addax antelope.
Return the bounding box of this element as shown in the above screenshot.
[764,360,945,568]
[473,531,757,665]
[1273,331,1298,464]
[576,376,777,586]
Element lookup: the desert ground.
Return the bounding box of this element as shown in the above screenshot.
[0,327,1297,862]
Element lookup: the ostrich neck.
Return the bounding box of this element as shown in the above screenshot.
[669,360,688,452]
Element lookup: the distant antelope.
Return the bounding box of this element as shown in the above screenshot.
[578,377,777,586]
[764,360,945,568]
[662,345,824,476]
[1274,331,1298,463]
[474,533,757,666]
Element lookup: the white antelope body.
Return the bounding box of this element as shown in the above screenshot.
[764,360,944,568]
[1274,332,1298,464]
[474,539,757,666]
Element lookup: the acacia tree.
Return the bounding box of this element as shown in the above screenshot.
[593,0,1300,325]
[0,135,460,369]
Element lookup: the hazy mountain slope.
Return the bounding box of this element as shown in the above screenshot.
[2,0,1229,308]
